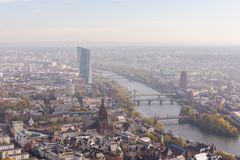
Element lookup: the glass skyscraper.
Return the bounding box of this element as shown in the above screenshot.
[77,47,92,84]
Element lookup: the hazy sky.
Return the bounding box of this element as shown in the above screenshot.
[0,0,240,44]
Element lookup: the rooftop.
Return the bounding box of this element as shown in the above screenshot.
[233,111,240,117]
[17,129,48,138]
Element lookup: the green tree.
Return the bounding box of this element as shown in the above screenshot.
[216,151,236,160]
[164,134,172,142]
[171,137,186,147]
[144,118,154,126]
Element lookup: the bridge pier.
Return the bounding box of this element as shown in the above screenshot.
[171,100,173,104]
[148,100,151,105]
[160,100,162,105]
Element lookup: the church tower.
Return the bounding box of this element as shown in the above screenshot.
[159,133,165,159]
[98,99,108,134]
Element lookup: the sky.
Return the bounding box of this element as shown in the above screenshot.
[0,0,240,45]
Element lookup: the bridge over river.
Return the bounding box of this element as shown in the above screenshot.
[99,71,240,154]
[129,89,186,105]
[154,115,191,120]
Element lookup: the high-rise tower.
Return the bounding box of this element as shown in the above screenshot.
[180,71,187,89]
[77,47,91,83]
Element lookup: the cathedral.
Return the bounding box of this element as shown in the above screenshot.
[97,99,108,134]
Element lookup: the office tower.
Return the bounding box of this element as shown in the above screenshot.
[65,79,75,96]
[77,47,91,83]
[180,71,187,89]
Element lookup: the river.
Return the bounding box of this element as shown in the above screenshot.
[101,71,240,154]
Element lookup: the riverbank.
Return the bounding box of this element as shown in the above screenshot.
[180,107,239,137]
[106,80,192,147]
[109,81,163,128]
[105,67,168,93]
[106,68,240,136]
[105,80,239,158]
[100,71,240,155]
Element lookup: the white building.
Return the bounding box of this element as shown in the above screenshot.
[0,135,10,144]
[65,79,75,96]
[0,148,22,159]
[11,121,24,136]
[117,116,126,123]
[8,152,29,160]
[15,129,49,147]
[192,153,208,160]
[232,111,240,122]
[0,143,15,151]
[0,135,29,160]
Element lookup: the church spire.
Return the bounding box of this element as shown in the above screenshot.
[160,133,164,144]
[159,133,164,159]
[98,98,108,134]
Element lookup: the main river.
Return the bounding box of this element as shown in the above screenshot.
[102,71,240,154]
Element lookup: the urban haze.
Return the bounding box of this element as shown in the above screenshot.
[0,1,240,160]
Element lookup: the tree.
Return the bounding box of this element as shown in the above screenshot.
[180,106,193,116]
[132,111,141,119]
[50,125,61,131]
[20,94,30,108]
[164,135,172,142]
[11,116,23,121]
[63,117,70,124]
[154,122,164,131]
[171,137,186,147]
[144,118,154,126]
[216,151,236,160]
[145,132,159,142]
[180,107,239,137]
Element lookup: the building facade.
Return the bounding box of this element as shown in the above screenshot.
[11,121,24,136]
[180,71,188,89]
[65,79,75,96]
[98,99,108,134]
[77,47,91,84]
[0,135,29,160]
[0,135,10,144]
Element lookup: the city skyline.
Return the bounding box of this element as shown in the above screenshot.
[0,0,240,45]
[0,1,240,159]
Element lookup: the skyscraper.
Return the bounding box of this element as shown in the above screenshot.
[77,47,91,83]
[180,71,187,89]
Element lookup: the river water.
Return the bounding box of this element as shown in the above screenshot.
[101,71,240,154]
